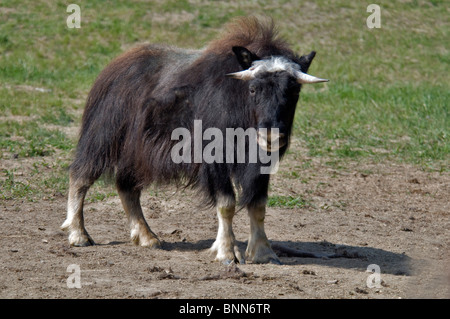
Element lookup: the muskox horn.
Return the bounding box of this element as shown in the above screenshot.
[295,70,329,84]
[226,69,255,81]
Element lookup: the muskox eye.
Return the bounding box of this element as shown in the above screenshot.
[249,86,256,95]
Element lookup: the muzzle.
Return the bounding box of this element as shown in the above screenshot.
[257,129,286,152]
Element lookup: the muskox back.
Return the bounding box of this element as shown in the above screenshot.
[70,45,202,187]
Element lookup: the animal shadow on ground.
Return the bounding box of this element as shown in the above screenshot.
[162,239,411,276]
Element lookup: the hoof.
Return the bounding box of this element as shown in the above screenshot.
[137,237,161,248]
[131,234,161,248]
[210,242,245,265]
[72,236,95,247]
[61,221,95,247]
[246,243,281,264]
[130,223,161,248]
[67,230,95,247]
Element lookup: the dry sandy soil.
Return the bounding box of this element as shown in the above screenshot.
[1,140,449,299]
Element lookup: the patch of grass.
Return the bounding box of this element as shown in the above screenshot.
[0,169,35,200]
[297,83,449,169]
[0,120,73,158]
[40,106,74,126]
[86,190,118,203]
[0,159,70,201]
[267,195,310,209]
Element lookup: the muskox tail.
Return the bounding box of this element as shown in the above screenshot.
[69,63,130,183]
[69,99,124,183]
[70,45,160,184]
[69,124,119,184]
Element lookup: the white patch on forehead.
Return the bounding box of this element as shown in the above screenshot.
[248,56,300,78]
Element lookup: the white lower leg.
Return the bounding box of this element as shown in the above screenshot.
[210,197,242,263]
[246,204,280,264]
[118,189,160,248]
[61,179,94,246]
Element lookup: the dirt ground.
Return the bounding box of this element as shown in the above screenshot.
[1,140,449,299]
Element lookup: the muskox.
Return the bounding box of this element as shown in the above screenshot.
[61,16,328,264]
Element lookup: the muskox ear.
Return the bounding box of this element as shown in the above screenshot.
[297,51,316,73]
[232,46,260,70]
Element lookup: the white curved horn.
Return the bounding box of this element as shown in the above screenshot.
[226,69,255,81]
[295,70,329,84]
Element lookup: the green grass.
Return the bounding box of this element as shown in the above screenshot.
[0,168,35,200]
[0,120,73,157]
[1,160,70,201]
[267,195,311,209]
[0,0,448,201]
[296,83,449,169]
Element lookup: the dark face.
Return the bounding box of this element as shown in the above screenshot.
[248,72,301,152]
[227,46,328,152]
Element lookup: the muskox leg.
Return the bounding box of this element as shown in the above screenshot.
[61,174,95,246]
[210,196,244,264]
[117,187,160,248]
[245,203,281,264]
